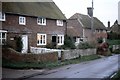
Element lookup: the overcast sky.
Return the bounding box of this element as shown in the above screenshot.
[53,0,120,27]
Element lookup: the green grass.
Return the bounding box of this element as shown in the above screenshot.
[2,54,101,69]
[112,70,120,80]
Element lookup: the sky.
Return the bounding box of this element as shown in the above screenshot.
[53,0,120,27]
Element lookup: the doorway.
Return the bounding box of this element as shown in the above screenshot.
[21,35,28,53]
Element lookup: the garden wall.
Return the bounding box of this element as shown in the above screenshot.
[2,48,58,63]
[61,49,96,60]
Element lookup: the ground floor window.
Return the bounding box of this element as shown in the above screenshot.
[37,33,47,45]
[0,32,7,45]
[57,35,64,45]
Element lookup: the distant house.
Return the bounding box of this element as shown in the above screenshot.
[110,20,120,34]
[1,2,66,53]
[67,13,107,45]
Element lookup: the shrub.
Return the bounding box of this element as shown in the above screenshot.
[113,49,120,54]
[97,37,103,43]
[108,32,120,40]
[61,35,76,49]
[78,42,95,49]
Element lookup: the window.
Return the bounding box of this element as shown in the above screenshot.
[0,12,5,21]
[19,16,26,25]
[37,17,46,25]
[57,35,64,45]
[0,32,7,45]
[37,33,46,45]
[56,20,63,26]
[103,30,106,33]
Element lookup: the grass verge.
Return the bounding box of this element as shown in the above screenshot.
[3,54,101,69]
[111,70,120,80]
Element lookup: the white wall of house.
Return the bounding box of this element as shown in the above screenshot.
[118,1,120,25]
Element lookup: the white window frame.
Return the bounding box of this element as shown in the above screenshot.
[37,33,47,46]
[56,20,63,26]
[103,30,106,33]
[0,12,5,21]
[0,31,7,45]
[19,16,26,25]
[57,35,64,45]
[37,17,46,25]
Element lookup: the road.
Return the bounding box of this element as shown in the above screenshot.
[25,55,120,79]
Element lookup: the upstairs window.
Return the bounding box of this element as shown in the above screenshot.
[103,30,106,33]
[19,16,26,25]
[56,20,63,26]
[37,17,46,25]
[37,33,47,45]
[0,12,5,21]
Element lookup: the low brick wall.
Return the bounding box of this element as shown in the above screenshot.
[61,49,96,60]
[2,48,58,63]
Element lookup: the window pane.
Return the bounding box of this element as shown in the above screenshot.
[38,19,40,23]
[2,39,6,45]
[40,18,42,23]
[0,12,2,19]
[2,14,4,19]
[43,39,45,44]
[2,33,5,38]
[37,40,39,44]
[0,38,2,45]
[43,18,45,23]
[0,33,1,38]
[61,36,62,43]
[58,36,59,43]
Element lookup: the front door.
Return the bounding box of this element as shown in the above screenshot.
[52,35,57,48]
[22,35,28,53]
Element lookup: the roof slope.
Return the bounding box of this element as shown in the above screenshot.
[2,2,66,19]
[111,21,120,34]
[69,13,106,30]
[67,19,83,37]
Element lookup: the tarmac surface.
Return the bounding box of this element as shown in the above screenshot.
[2,54,120,79]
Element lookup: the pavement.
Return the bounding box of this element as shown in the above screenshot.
[2,54,120,79]
[2,68,45,79]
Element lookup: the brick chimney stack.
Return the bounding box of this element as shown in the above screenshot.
[108,21,110,27]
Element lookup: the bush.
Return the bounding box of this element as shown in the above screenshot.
[107,39,120,45]
[97,37,103,43]
[78,42,95,49]
[113,49,120,54]
[60,35,76,49]
[108,32,120,40]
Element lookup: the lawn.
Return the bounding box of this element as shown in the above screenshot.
[2,54,101,69]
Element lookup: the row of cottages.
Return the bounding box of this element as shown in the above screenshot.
[1,2,107,53]
[67,13,107,46]
[1,2,67,53]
